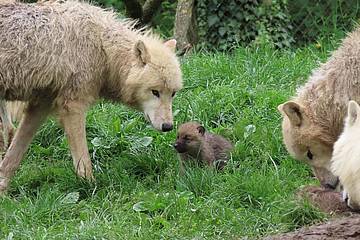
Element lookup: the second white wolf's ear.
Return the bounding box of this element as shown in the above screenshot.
[347,100,360,126]
[164,39,177,52]
[134,40,150,64]
[278,101,304,127]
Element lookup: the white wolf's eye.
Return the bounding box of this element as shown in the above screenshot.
[172,91,176,97]
[152,90,160,98]
[307,150,313,160]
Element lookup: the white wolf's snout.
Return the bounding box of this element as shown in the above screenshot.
[313,166,340,190]
[143,97,174,132]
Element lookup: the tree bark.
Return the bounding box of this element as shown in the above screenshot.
[123,0,143,21]
[174,0,198,53]
[142,0,163,24]
[264,215,360,240]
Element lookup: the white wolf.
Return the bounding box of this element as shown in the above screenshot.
[278,26,360,189]
[0,1,182,193]
[331,101,360,210]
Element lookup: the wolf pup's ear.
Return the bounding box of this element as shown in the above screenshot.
[164,39,177,52]
[197,126,205,136]
[280,101,304,127]
[347,100,360,126]
[134,40,150,65]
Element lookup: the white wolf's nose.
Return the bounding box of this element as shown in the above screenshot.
[162,123,173,132]
[323,177,339,190]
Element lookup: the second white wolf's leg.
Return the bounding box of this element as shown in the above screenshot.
[58,101,93,180]
[0,100,14,149]
[0,102,51,194]
[342,189,348,202]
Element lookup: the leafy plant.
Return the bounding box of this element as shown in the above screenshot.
[196,0,294,50]
[289,0,360,45]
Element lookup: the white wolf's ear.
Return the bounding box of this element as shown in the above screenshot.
[347,100,360,126]
[134,40,150,64]
[164,39,177,52]
[278,101,304,127]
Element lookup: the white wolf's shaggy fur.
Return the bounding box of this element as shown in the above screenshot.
[6,101,25,124]
[278,27,360,189]
[331,101,360,210]
[0,0,182,193]
[0,101,25,151]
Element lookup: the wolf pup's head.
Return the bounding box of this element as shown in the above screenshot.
[331,101,360,210]
[125,39,182,132]
[174,122,205,155]
[278,101,339,190]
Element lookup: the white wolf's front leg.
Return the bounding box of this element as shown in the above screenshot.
[0,102,50,194]
[0,100,15,150]
[342,189,348,202]
[58,101,94,180]
[342,189,360,210]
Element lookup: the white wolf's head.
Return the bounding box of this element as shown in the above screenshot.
[278,101,339,189]
[124,39,182,132]
[331,100,360,210]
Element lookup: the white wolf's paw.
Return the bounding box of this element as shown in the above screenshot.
[0,176,9,196]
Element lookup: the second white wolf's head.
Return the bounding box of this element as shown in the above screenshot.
[122,39,183,132]
[331,100,360,210]
[277,101,339,189]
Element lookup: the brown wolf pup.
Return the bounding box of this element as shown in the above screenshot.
[173,122,233,173]
[0,1,182,193]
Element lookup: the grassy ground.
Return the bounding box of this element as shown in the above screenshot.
[0,43,340,239]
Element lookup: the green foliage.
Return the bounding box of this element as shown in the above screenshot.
[19,0,360,49]
[94,0,125,12]
[0,43,342,238]
[91,0,176,38]
[197,0,294,50]
[196,0,359,49]
[289,0,360,45]
[151,0,177,38]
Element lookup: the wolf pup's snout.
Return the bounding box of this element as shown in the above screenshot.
[173,142,186,153]
[162,123,173,132]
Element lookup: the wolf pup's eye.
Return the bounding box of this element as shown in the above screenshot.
[307,150,313,160]
[172,91,176,97]
[152,90,160,98]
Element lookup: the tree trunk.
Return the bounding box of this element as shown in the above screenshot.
[264,215,360,240]
[123,0,143,20]
[174,0,198,53]
[142,0,163,24]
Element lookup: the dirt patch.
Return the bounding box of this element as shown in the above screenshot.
[297,185,351,215]
[264,214,360,240]
[264,186,359,239]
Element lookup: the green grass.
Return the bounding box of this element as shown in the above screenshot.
[0,42,340,239]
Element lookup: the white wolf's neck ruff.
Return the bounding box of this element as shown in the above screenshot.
[295,28,360,138]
